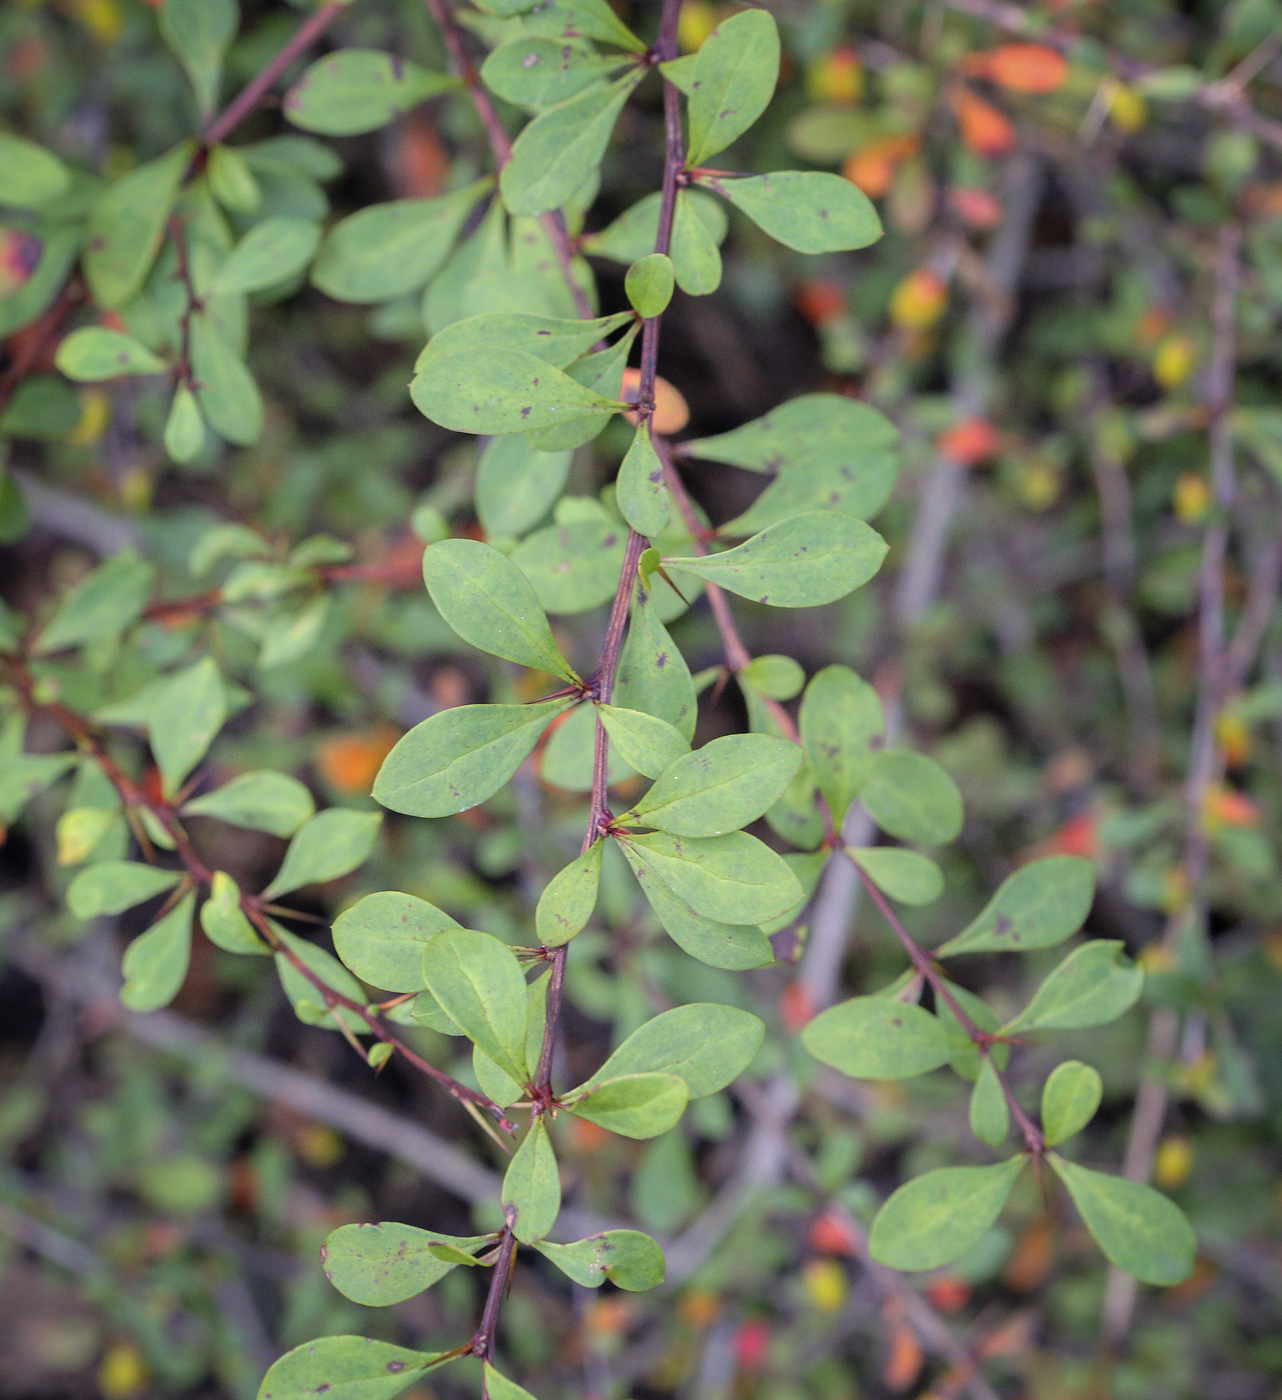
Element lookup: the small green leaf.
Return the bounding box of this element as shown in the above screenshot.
[870,1158,1026,1271]
[503,1117,560,1242]
[969,1057,1009,1147]
[322,1223,492,1306]
[663,512,886,608]
[1002,941,1144,1034]
[313,184,489,302]
[422,927,530,1081]
[274,926,368,1032]
[616,422,670,538]
[284,50,458,135]
[522,0,646,51]
[0,753,78,825]
[536,841,602,946]
[684,393,898,474]
[799,664,884,822]
[625,254,674,319]
[207,143,260,213]
[200,871,269,955]
[511,516,626,613]
[373,699,574,818]
[577,1002,765,1099]
[625,854,775,969]
[84,142,194,308]
[422,538,576,680]
[120,891,195,1011]
[720,450,898,537]
[859,750,963,847]
[212,216,320,295]
[160,0,236,116]
[630,733,802,836]
[741,654,804,700]
[482,37,632,108]
[262,809,382,900]
[582,189,726,267]
[598,703,689,779]
[614,590,697,741]
[1049,1156,1195,1284]
[189,311,263,446]
[801,996,954,1079]
[936,856,1096,956]
[476,435,571,538]
[257,596,330,670]
[34,550,154,656]
[685,9,780,168]
[669,188,723,295]
[697,171,882,254]
[500,70,645,216]
[55,327,165,381]
[258,1336,447,1400]
[183,770,315,837]
[1041,1060,1103,1146]
[0,134,70,209]
[622,829,802,924]
[333,891,459,992]
[534,1230,665,1290]
[150,657,227,799]
[164,385,205,462]
[420,311,633,373]
[483,1364,538,1400]
[849,847,944,906]
[567,1071,689,1139]
[67,861,181,919]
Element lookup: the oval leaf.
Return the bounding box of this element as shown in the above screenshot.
[685,9,780,168]
[285,50,458,135]
[859,749,963,847]
[1002,941,1143,1034]
[1041,1060,1103,1146]
[630,733,802,836]
[534,1230,665,1290]
[502,1116,560,1242]
[258,1336,446,1400]
[567,1071,689,1139]
[183,770,315,837]
[801,996,954,1079]
[870,1157,1027,1271]
[262,809,382,900]
[937,855,1095,956]
[697,170,882,254]
[55,327,165,380]
[535,840,603,946]
[322,1222,493,1306]
[422,927,530,1082]
[333,891,460,992]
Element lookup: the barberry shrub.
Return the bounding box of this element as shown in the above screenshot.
[0,1,1201,1396]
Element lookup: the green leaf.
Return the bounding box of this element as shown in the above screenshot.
[164,385,205,462]
[1002,941,1143,1034]
[534,1230,664,1290]
[373,698,573,818]
[120,891,195,1012]
[685,9,780,168]
[422,927,530,1081]
[160,0,236,116]
[333,891,459,992]
[212,216,320,295]
[801,996,954,1079]
[0,134,70,208]
[189,311,263,446]
[622,830,802,924]
[412,347,623,435]
[741,654,804,701]
[477,435,571,537]
[683,393,898,474]
[150,657,227,798]
[522,0,645,49]
[274,926,368,1032]
[510,516,626,613]
[969,1057,1009,1147]
[614,589,697,741]
[0,230,78,343]
[936,856,1096,956]
[582,189,726,266]
[657,53,698,95]
[34,550,154,655]
[284,50,458,135]
[84,142,193,308]
[54,327,165,381]
[322,1223,492,1306]
[0,753,78,825]
[483,1365,538,1400]
[1050,1156,1196,1285]
[500,70,645,216]
[262,809,382,900]
[869,1158,1026,1271]
[422,538,576,680]
[258,1336,447,1400]
[799,664,883,822]
[669,189,722,294]
[663,513,886,608]
[208,143,261,213]
[67,861,181,919]
[630,733,802,836]
[536,841,602,946]
[849,847,943,906]
[697,171,882,254]
[257,596,330,670]
[524,327,639,450]
[859,750,963,847]
[625,254,674,319]
[313,184,488,302]
[421,311,632,373]
[183,770,315,837]
[937,980,1009,1082]
[625,854,775,968]
[720,451,898,537]
[598,703,689,779]
[502,1117,560,1242]
[200,871,269,955]
[567,1072,688,1139]
[578,1002,764,1099]
[616,423,670,538]
[482,37,631,108]
[1041,1060,1103,1146]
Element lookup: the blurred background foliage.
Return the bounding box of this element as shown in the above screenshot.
[2,0,1282,1398]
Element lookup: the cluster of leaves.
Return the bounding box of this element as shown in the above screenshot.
[2,0,1281,1397]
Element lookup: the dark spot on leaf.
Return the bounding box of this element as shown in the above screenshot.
[386,1362,405,1373]
[995,915,1012,934]
[391,55,404,80]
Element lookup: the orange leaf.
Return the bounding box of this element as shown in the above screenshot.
[807,1209,858,1257]
[0,227,42,299]
[924,1275,970,1314]
[1003,1218,1055,1292]
[881,1322,924,1392]
[316,728,399,795]
[779,981,814,1033]
[937,416,1000,465]
[794,278,846,326]
[621,367,690,435]
[393,113,450,198]
[963,43,1068,94]
[950,86,1017,157]
[948,185,1003,229]
[842,134,918,198]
